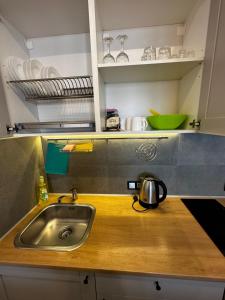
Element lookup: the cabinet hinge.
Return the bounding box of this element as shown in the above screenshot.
[189,119,201,129]
[6,125,18,134]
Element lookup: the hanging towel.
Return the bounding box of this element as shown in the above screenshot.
[45,143,69,175]
[62,144,75,152]
[61,142,94,153]
[74,142,94,152]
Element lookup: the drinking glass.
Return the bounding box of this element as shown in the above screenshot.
[116,35,129,63]
[187,50,195,58]
[178,48,187,58]
[141,46,156,61]
[103,37,115,63]
[158,46,171,60]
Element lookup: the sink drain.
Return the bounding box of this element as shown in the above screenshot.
[58,226,73,240]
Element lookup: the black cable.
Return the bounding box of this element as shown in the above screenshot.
[132,195,151,213]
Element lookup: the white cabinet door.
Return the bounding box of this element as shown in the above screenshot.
[96,273,225,300]
[96,274,165,300]
[162,278,225,300]
[0,276,7,300]
[199,0,225,135]
[1,267,96,300]
[0,74,10,137]
[99,296,157,300]
[4,276,83,300]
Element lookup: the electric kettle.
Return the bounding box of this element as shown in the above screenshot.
[139,176,167,209]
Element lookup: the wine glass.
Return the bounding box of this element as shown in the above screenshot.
[103,37,115,63]
[116,35,129,63]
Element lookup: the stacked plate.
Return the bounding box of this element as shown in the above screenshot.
[7,57,26,81]
[23,59,43,79]
[7,56,62,96]
[7,56,61,81]
[40,66,62,96]
[40,66,61,79]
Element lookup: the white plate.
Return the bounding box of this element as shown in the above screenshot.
[41,66,62,95]
[7,57,16,80]
[29,59,43,79]
[40,66,61,79]
[40,66,48,79]
[7,56,25,81]
[46,66,61,78]
[23,60,32,80]
[23,59,43,79]
[13,57,26,80]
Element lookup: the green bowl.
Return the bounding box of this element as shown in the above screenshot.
[147,114,187,130]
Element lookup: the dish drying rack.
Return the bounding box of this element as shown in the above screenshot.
[7,75,93,101]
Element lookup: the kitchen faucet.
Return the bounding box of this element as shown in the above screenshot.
[57,187,78,204]
[71,187,78,202]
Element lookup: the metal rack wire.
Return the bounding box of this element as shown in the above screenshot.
[7,76,94,100]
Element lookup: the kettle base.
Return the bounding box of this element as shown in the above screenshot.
[139,200,159,209]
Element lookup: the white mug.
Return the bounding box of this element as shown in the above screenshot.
[120,118,126,130]
[125,117,133,131]
[131,117,148,131]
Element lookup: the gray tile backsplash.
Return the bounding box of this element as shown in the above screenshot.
[46,133,225,197]
[176,165,225,196]
[178,133,225,165]
[0,137,44,237]
[107,137,178,166]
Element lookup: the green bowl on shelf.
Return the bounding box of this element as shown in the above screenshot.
[147,114,187,130]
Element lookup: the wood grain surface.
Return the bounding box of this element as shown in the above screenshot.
[0,195,224,281]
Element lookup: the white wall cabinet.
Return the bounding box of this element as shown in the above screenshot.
[95,273,225,300]
[0,267,96,300]
[0,0,225,136]
[198,0,225,135]
[89,0,210,132]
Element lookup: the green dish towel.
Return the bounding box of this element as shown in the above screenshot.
[45,143,69,175]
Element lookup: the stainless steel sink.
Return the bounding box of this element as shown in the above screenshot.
[14,203,96,251]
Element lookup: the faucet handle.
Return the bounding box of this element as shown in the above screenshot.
[70,187,78,202]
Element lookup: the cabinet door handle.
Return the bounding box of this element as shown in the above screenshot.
[83,275,89,284]
[154,281,161,291]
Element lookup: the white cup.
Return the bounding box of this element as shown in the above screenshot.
[120,118,126,130]
[131,117,148,131]
[125,117,132,131]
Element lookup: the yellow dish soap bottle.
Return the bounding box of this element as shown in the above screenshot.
[39,175,48,203]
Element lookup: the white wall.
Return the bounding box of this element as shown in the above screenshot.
[29,34,92,76]
[0,18,39,124]
[105,81,178,119]
[36,99,94,122]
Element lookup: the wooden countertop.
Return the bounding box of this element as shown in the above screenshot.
[0,195,224,281]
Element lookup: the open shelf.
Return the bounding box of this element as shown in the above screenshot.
[12,129,197,138]
[98,58,203,83]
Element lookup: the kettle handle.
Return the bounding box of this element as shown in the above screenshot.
[156,180,167,203]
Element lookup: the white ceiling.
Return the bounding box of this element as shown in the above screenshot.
[0,0,90,38]
[98,0,199,31]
